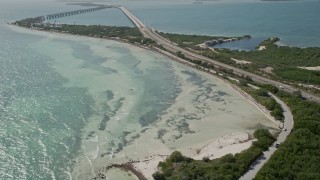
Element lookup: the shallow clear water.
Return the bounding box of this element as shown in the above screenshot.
[0,24,92,179]
[0,24,276,179]
[0,0,317,179]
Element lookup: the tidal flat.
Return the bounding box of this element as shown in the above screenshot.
[8,25,276,179]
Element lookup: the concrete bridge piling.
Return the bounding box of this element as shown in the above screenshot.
[45,6,112,20]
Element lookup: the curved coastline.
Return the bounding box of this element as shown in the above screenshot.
[153,46,279,126]
[7,23,280,180]
[7,23,279,127]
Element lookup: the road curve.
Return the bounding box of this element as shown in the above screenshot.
[119,6,298,179]
[239,93,294,180]
[119,7,320,104]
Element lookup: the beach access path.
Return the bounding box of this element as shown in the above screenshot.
[240,93,294,180]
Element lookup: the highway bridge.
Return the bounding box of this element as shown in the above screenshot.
[35,6,117,21]
[118,6,320,103]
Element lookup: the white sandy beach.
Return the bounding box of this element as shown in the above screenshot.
[114,68,278,179]
[131,132,254,179]
[9,25,278,180]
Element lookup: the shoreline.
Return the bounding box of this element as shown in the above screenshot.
[6,23,153,51]
[94,163,147,180]
[8,23,280,179]
[107,132,253,179]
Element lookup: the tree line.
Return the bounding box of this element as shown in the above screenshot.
[153,128,276,180]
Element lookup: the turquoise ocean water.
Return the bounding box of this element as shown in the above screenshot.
[0,0,319,179]
[0,18,179,179]
[129,0,320,48]
[49,0,320,49]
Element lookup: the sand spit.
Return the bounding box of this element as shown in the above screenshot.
[193,132,251,160]
[119,132,253,179]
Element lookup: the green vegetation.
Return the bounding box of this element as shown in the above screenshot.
[153,82,320,179]
[228,38,320,85]
[14,17,44,27]
[239,83,284,121]
[50,24,141,37]
[258,37,279,47]
[15,16,320,87]
[14,22,158,46]
[217,39,320,85]
[158,32,221,47]
[152,129,275,180]
[39,24,148,42]
[16,17,320,86]
[158,32,250,48]
[15,18,320,177]
[255,90,320,179]
[14,16,320,180]
[161,34,320,86]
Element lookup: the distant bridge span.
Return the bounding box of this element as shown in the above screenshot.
[46,6,108,20]
[35,5,120,21]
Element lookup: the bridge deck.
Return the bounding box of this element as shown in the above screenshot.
[40,6,119,21]
[118,7,145,29]
[46,6,108,20]
[118,6,320,103]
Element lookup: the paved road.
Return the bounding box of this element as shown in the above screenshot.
[119,7,299,179]
[239,93,294,180]
[119,7,320,104]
